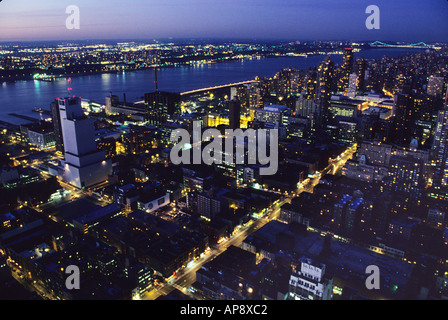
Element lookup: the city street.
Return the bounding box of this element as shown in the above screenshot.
[143,144,356,300]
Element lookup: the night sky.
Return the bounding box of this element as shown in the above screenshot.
[1,0,448,42]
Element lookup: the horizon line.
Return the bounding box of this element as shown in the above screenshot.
[1,37,447,44]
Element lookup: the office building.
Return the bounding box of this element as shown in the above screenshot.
[125,263,154,300]
[254,105,289,126]
[288,257,333,300]
[137,190,171,214]
[105,94,145,116]
[336,118,358,144]
[329,95,368,118]
[50,99,64,152]
[20,122,56,151]
[228,98,241,130]
[295,95,318,118]
[144,91,181,126]
[391,93,431,146]
[236,166,256,187]
[105,94,120,115]
[71,203,123,234]
[357,141,392,167]
[197,191,225,221]
[58,97,112,189]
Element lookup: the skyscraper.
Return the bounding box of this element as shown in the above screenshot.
[391,93,414,146]
[50,99,64,152]
[338,48,354,92]
[58,97,112,189]
[144,91,181,126]
[273,68,293,98]
[315,56,334,125]
[355,57,367,92]
[347,73,359,97]
[230,85,249,113]
[432,89,448,196]
[427,76,446,99]
[249,78,263,110]
[228,98,241,130]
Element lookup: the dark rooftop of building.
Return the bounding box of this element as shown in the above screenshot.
[72,203,122,226]
[46,198,99,222]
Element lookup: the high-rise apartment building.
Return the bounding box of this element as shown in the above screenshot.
[316,56,335,124]
[356,57,367,92]
[248,78,264,110]
[427,76,445,99]
[230,85,249,113]
[391,93,415,146]
[431,89,448,197]
[347,73,359,97]
[338,48,354,92]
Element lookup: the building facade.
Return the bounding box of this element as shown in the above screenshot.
[58,97,112,189]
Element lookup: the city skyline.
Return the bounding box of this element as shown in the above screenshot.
[1,0,448,42]
[2,0,448,305]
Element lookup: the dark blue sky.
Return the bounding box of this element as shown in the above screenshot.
[1,0,447,42]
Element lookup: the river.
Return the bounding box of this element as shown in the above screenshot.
[0,47,426,125]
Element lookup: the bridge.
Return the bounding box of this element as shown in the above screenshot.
[369,41,441,50]
[180,80,254,96]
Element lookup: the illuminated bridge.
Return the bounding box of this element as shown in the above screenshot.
[180,80,254,96]
[369,41,441,49]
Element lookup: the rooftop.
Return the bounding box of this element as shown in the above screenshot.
[72,203,122,225]
[251,221,414,292]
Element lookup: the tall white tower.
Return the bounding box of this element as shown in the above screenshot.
[58,97,112,189]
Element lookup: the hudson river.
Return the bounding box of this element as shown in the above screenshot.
[0,48,426,125]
